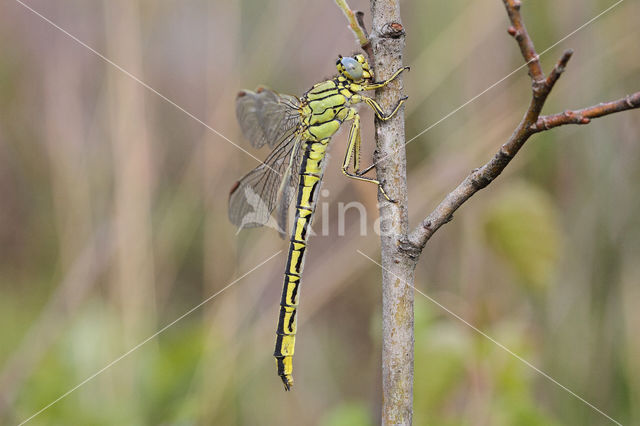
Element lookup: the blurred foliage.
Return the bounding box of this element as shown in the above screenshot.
[483,181,563,291]
[320,401,373,426]
[0,0,638,425]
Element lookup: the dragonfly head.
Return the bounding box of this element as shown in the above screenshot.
[337,54,372,83]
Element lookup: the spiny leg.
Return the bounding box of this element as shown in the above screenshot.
[352,95,407,177]
[355,162,375,177]
[361,64,409,123]
[353,117,362,172]
[362,66,410,91]
[342,111,394,202]
[364,95,408,121]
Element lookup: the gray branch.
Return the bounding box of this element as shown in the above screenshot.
[369,1,414,424]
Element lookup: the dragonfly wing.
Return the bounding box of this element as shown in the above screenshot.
[236,87,301,149]
[228,132,303,234]
[274,146,304,238]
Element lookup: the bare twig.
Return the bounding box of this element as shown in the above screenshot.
[405,0,640,253]
[355,11,369,40]
[334,0,372,57]
[504,0,544,81]
[532,92,640,131]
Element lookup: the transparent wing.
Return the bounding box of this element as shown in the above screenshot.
[228,132,303,235]
[236,87,301,149]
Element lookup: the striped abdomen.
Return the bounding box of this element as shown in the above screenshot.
[274,139,327,390]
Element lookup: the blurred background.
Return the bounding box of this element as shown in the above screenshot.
[0,0,638,424]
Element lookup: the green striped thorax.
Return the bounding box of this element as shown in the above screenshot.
[299,54,374,142]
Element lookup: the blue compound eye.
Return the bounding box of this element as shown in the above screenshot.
[340,57,363,81]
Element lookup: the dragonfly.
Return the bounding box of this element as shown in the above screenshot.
[228,54,408,390]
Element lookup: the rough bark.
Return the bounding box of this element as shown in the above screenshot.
[368,2,414,425]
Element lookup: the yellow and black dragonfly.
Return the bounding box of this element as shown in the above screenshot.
[228,54,408,390]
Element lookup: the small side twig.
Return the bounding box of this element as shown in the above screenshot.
[355,11,369,40]
[334,0,373,58]
[532,92,640,131]
[504,0,544,81]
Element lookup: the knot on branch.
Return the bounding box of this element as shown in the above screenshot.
[497,147,514,162]
[531,78,548,97]
[530,115,550,131]
[380,22,405,39]
[529,51,573,102]
[507,26,522,40]
[626,94,640,108]
[470,169,493,190]
[565,113,590,126]
[397,235,422,261]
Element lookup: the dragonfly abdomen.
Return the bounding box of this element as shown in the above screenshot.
[274,139,328,390]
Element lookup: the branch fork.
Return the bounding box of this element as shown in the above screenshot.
[406,0,640,252]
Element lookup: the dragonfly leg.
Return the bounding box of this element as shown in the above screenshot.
[342,112,395,202]
[353,117,362,172]
[362,66,410,90]
[355,162,375,176]
[363,95,408,121]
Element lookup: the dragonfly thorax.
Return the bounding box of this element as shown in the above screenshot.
[300,78,357,143]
